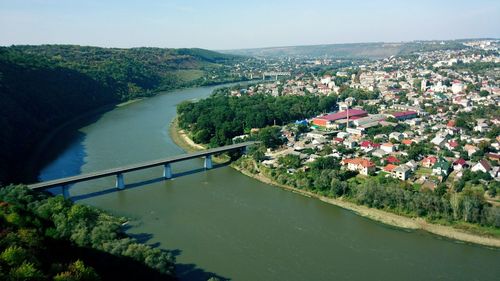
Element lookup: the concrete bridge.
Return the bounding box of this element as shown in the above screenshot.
[28,141,258,198]
[262,71,291,80]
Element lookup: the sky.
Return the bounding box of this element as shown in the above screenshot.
[0,0,499,50]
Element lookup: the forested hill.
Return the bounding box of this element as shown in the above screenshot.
[0,45,245,184]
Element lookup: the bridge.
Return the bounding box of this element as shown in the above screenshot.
[28,141,258,198]
[262,71,291,80]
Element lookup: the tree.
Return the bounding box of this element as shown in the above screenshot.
[8,262,43,281]
[248,145,266,162]
[278,155,301,169]
[435,183,448,197]
[479,90,489,97]
[54,260,100,281]
[309,157,339,171]
[257,126,284,149]
[0,246,30,267]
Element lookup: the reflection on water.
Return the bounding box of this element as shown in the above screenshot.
[39,132,87,181]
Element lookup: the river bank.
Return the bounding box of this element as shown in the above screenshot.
[169,117,230,164]
[169,120,500,248]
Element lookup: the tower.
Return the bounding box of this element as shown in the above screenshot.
[346,105,349,130]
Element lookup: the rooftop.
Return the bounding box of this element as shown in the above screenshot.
[315,109,367,122]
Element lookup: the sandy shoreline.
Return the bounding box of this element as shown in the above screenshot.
[169,120,500,248]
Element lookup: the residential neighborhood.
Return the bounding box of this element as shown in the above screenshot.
[232,39,500,195]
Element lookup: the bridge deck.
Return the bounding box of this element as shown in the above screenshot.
[28,141,257,191]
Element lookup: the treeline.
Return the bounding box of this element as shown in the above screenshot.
[0,185,175,280]
[176,90,336,147]
[0,45,243,184]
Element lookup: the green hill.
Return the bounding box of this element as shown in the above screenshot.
[0,45,244,184]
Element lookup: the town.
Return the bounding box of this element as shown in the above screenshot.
[229,39,499,200]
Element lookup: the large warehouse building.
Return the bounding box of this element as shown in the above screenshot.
[312,109,368,128]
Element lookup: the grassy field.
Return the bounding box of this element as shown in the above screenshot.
[174,69,205,83]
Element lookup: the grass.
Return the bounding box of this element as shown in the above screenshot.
[174,70,205,83]
[415,167,432,176]
[430,219,500,238]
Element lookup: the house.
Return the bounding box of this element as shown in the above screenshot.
[372,149,389,158]
[390,111,418,120]
[389,132,404,141]
[402,139,414,146]
[341,158,376,175]
[432,158,451,177]
[381,143,395,153]
[394,165,411,180]
[464,144,479,157]
[384,164,398,173]
[445,140,459,150]
[332,137,344,145]
[405,160,418,171]
[360,140,380,151]
[487,153,500,163]
[471,159,492,173]
[422,156,438,168]
[453,158,468,171]
[474,123,488,133]
[431,135,447,147]
[343,139,357,149]
[386,156,400,164]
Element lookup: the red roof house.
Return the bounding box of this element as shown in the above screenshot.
[386,156,401,164]
[422,156,438,168]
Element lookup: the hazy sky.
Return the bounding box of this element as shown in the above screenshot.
[1,0,499,50]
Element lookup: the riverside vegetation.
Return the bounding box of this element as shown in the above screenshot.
[0,185,176,281]
[175,88,500,240]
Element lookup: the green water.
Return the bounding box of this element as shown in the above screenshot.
[38,85,500,281]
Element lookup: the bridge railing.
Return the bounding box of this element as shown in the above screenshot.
[28,141,260,198]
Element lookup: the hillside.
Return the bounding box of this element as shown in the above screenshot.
[221,40,468,59]
[0,45,244,184]
[0,185,176,280]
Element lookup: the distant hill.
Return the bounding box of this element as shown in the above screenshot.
[0,45,244,184]
[220,40,469,59]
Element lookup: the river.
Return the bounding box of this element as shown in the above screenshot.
[37,85,500,281]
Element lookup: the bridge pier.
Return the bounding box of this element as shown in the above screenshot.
[62,185,71,199]
[116,173,125,189]
[27,142,259,192]
[163,163,172,179]
[204,155,213,169]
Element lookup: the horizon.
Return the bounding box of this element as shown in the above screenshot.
[1,0,499,50]
[1,37,498,52]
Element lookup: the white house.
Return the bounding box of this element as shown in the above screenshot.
[389,132,404,141]
[431,135,447,147]
[394,165,411,180]
[471,160,492,173]
[381,143,395,153]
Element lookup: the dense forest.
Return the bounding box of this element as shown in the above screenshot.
[176,87,336,147]
[0,45,244,184]
[0,185,175,280]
